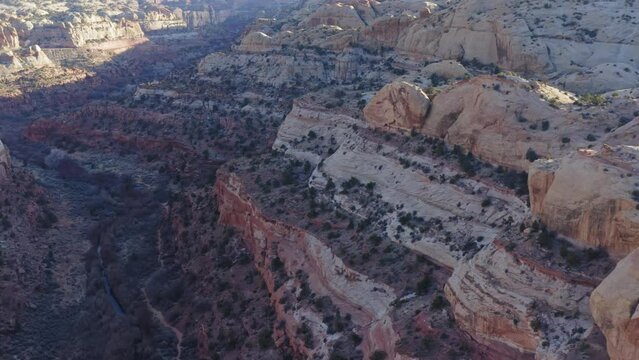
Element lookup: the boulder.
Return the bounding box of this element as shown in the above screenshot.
[423,60,469,81]
[363,81,430,131]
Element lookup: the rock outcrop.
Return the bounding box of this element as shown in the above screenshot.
[270,91,613,358]
[139,6,187,32]
[590,248,639,360]
[0,140,10,181]
[0,45,52,74]
[363,76,580,171]
[529,146,639,257]
[300,3,369,30]
[236,32,280,52]
[334,48,363,82]
[184,10,214,29]
[28,15,144,48]
[423,60,469,80]
[363,81,430,131]
[423,76,562,170]
[0,24,19,49]
[0,15,31,50]
[445,242,596,359]
[558,63,639,94]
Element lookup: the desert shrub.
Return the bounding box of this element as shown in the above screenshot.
[578,93,606,106]
[525,148,539,162]
[370,351,388,360]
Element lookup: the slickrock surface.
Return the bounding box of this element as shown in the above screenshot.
[367,0,639,92]
[591,248,639,360]
[423,60,470,80]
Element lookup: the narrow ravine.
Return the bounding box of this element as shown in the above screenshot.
[97,244,126,316]
[143,288,183,360]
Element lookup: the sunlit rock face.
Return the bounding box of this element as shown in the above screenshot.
[529,145,639,258]
[0,24,20,49]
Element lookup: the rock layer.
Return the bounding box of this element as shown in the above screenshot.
[445,242,596,359]
[29,15,144,48]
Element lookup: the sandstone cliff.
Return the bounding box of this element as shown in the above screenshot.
[363,76,590,171]
[139,6,187,32]
[591,248,639,360]
[529,146,639,257]
[216,171,405,359]
[28,15,144,48]
[445,242,596,359]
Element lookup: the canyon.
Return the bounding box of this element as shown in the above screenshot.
[1,1,639,360]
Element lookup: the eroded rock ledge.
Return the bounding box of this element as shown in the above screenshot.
[216,171,404,359]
